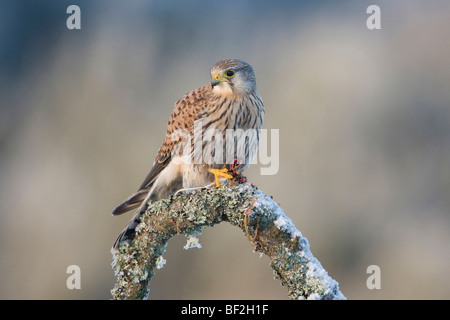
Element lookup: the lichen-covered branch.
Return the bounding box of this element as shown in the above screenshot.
[111,182,345,300]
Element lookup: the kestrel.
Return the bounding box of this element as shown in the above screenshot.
[112,59,264,250]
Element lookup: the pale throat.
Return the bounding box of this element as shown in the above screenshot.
[212,83,247,98]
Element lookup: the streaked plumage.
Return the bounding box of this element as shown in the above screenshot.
[112,59,264,250]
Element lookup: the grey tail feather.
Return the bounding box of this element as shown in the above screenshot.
[111,188,152,251]
[111,189,149,216]
[112,201,149,251]
[111,175,184,251]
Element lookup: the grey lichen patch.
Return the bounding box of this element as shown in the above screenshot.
[111,182,345,300]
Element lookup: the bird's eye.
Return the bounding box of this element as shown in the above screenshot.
[224,70,235,78]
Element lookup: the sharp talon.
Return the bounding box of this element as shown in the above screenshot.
[209,168,233,187]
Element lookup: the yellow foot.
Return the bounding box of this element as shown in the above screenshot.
[209,168,233,187]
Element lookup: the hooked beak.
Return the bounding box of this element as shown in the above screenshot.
[211,74,223,88]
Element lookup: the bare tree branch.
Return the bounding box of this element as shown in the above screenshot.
[111,182,345,300]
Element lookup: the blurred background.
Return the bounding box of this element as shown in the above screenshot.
[1,0,449,299]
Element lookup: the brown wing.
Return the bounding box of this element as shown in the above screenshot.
[138,84,211,190]
[112,85,211,216]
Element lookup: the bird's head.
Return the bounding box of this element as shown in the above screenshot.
[210,59,257,97]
